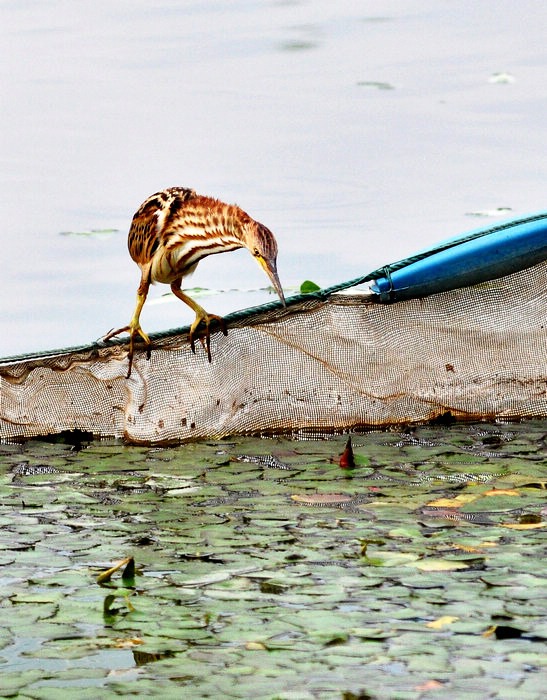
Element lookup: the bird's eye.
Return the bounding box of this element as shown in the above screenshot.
[253,248,260,257]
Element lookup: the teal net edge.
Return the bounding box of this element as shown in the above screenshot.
[369,212,547,303]
[1,210,546,366]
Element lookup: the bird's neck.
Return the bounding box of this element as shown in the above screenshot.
[200,202,257,256]
[221,205,246,243]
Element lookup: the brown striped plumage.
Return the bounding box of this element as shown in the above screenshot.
[104,187,285,377]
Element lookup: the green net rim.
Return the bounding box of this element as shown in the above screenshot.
[2,211,546,365]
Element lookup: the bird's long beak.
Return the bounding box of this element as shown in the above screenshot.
[258,256,286,307]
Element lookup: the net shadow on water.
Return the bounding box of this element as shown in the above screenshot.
[1,420,546,698]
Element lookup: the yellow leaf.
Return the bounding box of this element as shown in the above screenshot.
[245,641,267,650]
[97,557,133,584]
[426,615,459,629]
[415,680,445,691]
[436,541,497,553]
[111,637,144,648]
[501,522,546,530]
[413,559,469,571]
[441,543,483,553]
[426,494,478,508]
[483,489,520,496]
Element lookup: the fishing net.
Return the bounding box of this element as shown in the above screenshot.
[1,220,546,444]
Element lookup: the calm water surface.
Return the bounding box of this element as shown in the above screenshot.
[1,0,546,356]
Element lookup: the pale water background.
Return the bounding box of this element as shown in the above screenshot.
[1,0,547,356]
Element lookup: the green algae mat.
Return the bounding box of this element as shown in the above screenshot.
[1,421,546,699]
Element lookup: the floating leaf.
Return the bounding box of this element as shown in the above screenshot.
[441,543,484,553]
[59,228,119,238]
[110,637,144,648]
[426,494,478,507]
[426,615,460,629]
[291,493,353,505]
[339,437,355,469]
[1,421,546,696]
[122,556,136,584]
[465,207,512,218]
[103,594,117,614]
[357,80,395,90]
[488,72,515,84]
[245,641,267,650]
[413,559,469,571]
[415,680,445,691]
[299,280,321,293]
[134,649,176,666]
[501,522,546,530]
[97,556,134,584]
[366,551,419,567]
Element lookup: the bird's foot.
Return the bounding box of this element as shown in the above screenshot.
[103,322,151,377]
[103,325,129,342]
[189,313,228,363]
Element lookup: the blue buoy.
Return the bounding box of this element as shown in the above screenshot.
[371,213,547,302]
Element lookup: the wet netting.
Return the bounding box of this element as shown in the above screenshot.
[1,215,546,444]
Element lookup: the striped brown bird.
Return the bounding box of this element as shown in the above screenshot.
[104,187,285,377]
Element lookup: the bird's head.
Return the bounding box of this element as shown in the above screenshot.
[243,220,286,307]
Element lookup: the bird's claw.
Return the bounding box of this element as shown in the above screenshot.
[189,314,227,363]
[189,328,213,363]
[102,323,151,378]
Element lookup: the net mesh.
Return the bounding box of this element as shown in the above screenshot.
[1,259,545,443]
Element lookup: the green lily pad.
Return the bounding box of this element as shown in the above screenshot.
[0,420,546,697]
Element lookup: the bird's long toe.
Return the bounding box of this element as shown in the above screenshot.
[103,325,130,342]
[189,313,227,362]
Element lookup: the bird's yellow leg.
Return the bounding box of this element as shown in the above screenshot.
[170,282,227,363]
[104,279,151,377]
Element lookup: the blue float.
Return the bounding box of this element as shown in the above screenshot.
[370,213,547,302]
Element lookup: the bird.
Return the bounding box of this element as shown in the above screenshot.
[104,187,286,377]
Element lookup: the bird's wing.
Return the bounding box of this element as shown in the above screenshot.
[128,187,197,266]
